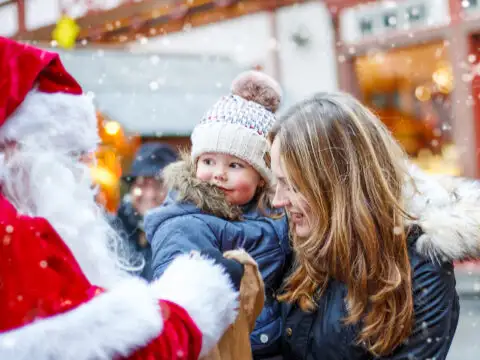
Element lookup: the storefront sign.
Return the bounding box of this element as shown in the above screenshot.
[462,0,480,13]
[339,0,450,43]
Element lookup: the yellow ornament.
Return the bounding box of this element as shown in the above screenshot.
[52,16,80,49]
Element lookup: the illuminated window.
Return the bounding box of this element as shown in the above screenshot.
[462,0,479,10]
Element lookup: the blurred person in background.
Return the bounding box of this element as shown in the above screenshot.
[114,142,178,281]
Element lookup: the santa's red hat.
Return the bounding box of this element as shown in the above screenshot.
[0,37,98,152]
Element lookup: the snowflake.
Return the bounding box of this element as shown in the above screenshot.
[463,60,480,88]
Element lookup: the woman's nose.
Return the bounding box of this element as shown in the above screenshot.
[272,186,290,208]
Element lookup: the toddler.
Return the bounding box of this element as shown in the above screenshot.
[145,71,290,359]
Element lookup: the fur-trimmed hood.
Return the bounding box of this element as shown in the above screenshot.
[405,164,480,262]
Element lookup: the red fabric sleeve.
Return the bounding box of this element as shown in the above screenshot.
[127,300,202,360]
[0,195,99,332]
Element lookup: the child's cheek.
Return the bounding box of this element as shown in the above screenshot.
[196,167,210,182]
[234,178,256,196]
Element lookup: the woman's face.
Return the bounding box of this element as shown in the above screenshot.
[270,138,312,238]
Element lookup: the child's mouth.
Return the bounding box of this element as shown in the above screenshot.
[215,185,232,192]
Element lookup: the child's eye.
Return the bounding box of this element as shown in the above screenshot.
[230,162,244,169]
[202,158,214,165]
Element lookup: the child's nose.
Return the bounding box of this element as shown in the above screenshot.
[213,167,227,181]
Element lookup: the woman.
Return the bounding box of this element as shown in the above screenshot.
[269,92,480,359]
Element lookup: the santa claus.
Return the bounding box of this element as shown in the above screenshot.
[0,37,242,359]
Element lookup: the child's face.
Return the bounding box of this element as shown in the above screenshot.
[196,153,263,206]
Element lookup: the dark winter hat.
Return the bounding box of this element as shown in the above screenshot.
[123,143,178,183]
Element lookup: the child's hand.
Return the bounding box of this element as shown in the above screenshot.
[223,249,258,267]
[199,249,245,292]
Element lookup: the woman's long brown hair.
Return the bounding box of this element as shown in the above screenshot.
[269,92,414,356]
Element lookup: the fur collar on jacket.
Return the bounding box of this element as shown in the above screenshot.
[405,164,480,262]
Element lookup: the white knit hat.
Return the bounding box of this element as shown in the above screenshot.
[191,71,282,183]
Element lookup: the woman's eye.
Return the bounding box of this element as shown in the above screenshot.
[280,180,296,193]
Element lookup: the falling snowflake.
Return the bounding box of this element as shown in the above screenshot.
[150,55,160,65]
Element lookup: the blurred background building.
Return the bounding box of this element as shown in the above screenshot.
[1,3,479,357]
[0,0,479,211]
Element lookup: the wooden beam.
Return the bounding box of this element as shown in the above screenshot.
[95,0,305,44]
[15,0,178,41]
[323,0,378,13]
[14,0,306,43]
[0,0,15,9]
[16,0,25,34]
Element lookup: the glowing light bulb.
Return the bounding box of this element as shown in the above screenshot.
[104,121,121,136]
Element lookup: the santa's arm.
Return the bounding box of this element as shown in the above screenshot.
[0,254,239,360]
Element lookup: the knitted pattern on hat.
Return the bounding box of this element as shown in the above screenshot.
[199,94,276,137]
[191,71,281,184]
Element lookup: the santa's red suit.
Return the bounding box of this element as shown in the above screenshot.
[0,37,239,359]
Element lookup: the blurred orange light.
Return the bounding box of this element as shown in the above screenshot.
[432,65,453,94]
[415,85,431,102]
[104,121,121,136]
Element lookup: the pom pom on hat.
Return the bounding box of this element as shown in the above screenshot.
[231,71,282,113]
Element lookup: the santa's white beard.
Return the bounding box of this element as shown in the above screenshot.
[0,140,142,289]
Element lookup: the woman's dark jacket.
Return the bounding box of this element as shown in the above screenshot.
[281,170,480,360]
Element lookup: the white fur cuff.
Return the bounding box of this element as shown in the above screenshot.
[0,278,163,360]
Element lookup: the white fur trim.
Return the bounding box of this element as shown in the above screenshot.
[0,89,99,153]
[151,254,239,357]
[0,278,163,360]
[405,164,480,262]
